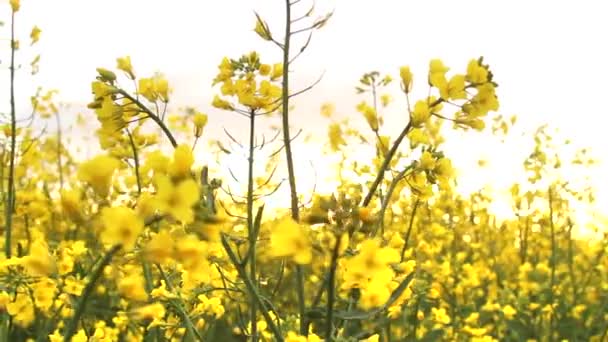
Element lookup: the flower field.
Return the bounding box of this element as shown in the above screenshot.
[1,1,606,341]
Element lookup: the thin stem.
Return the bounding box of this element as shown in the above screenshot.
[400,199,420,262]
[63,244,121,342]
[282,0,299,222]
[5,11,17,258]
[282,0,307,336]
[325,234,342,341]
[247,109,259,342]
[126,129,142,195]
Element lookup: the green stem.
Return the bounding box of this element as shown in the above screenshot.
[361,121,412,207]
[5,11,17,258]
[63,244,121,342]
[400,199,420,262]
[126,129,142,195]
[324,234,342,341]
[246,109,259,342]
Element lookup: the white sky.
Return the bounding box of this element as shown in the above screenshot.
[2,0,607,221]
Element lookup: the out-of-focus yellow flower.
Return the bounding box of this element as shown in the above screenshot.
[328,123,346,151]
[429,59,449,90]
[21,240,56,277]
[467,58,488,84]
[154,175,200,224]
[117,56,135,79]
[10,0,20,12]
[131,302,166,321]
[77,155,120,197]
[254,15,272,41]
[259,64,271,76]
[502,304,517,320]
[145,230,174,264]
[432,307,451,325]
[193,112,208,137]
[100,206,144,250]
[118,273,148,302]
[30,26,41,45]
[169,144,195,179]
[269,217,312,264]
[212,95,234,110]
[400,66,413,93]
[356,101,379,131]
[271,63,283,81]
[411,100,431,128]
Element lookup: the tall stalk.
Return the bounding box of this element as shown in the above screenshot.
[281,1,307,336]
[282,0,299,222]
[5,10,17,258]
[247,109,259,341]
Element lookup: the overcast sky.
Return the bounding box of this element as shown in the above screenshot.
[2,0,607,221]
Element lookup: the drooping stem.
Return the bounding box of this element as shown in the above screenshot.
[361,121,412,207]
[119,90,178,148]
[5,11,17,258]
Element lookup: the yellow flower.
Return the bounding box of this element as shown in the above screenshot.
[117,56,135,79]
[429,59,449,90]
[432,307,451,325]
[320,102,335,117]
[357,207,375,223]
[154,175,200,224]
[411,100,431,128]
[192,112,208,138]
[10,0,20,12]
[445,74,467,100]
[356,101,378,131]
[118,273,148,301]
[60,189,82,221]
[419,151,436,170]
[169,144,195,179]
[400,66,413,93]
[131,302,166,321]
[269,217,312,264]
[212,95,234,110]
[254,15,272,41]
[77,155,120,197]
[145,230,174,264]
[466,58,488,84]
[271,63,283,81]
[328,123,346,151]
[100,206,144,250]
[30,26,41,45]
[21,240,56,277]
[502,304,517,319]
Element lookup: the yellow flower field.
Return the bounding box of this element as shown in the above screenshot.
[1,1,606,341]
